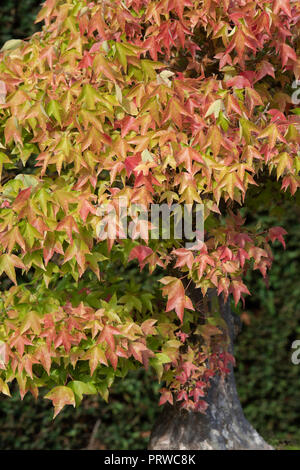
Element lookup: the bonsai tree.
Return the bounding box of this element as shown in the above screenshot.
[0,0,299,449]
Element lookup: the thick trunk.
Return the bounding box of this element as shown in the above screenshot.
[149,290,272,450]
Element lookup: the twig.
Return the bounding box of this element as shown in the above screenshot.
[86,419,101,450]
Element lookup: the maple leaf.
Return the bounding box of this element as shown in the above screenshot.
[280,43,297,68]
[9,331,33,357]
[267,226,287,248]
[4,116,22,145]
[83,345,108,376]
[172,248,194,270]
[20,311,42,336]
[226,75,251,88]
[159,388,173,406]
[255,61,275,82]
[195,399,209,413]
[176,331,189,342]
[56,216,79,243]
[54,328,75,353]
[34,345,52,375]
[128,245,153,269]
[195,254,215,279]
[175,147,204,173]
[128,341,150,364]
[12,187,31,211]
[45,386,75,418]
[230,280,251,306]
[273,0,292,17]
[182,361,199,378]
[0,378,10,397]
[199,324,223,344]
[105,347,118,370]
[160,276,194,322]
[69,381,97,406]
[141,319,157,336]
[97,325,122,351]
[0,254,25,285]
[0,226,26,253]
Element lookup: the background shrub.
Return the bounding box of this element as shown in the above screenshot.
[0,0,41,45]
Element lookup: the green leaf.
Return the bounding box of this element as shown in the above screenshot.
[15,174,39,189]
[1,39,23,53]
[0,378,10,397]
[155,352,171,364]
[47,100,63,125]
[205,99,223,119]
[141,149,154,162]
[69,380,97,405]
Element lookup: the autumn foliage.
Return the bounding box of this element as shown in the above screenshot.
[0,0,299,416]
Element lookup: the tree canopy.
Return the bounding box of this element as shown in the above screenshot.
[0,0,299,417]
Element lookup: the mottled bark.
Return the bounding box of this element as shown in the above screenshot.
[149,289,273,450]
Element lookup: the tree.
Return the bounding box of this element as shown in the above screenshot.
[0,0,299,450]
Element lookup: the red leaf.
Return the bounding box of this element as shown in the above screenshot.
[129,245,153,269]
[97,325,121,351]
[159,388,173,406]
[268,226,287,248]
[273,0,292,17]
[230,280,250,306]
[160,277,194,322]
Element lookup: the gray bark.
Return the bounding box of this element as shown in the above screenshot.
[149,290,273,450]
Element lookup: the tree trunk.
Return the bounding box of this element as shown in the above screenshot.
[149,290,273,450]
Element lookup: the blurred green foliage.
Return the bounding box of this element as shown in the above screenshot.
[235,190,300,448]
[0,370,160,450]
[0,0,300,451]
[0,0,41,46]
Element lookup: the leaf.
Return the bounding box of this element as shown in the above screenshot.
[45,386,76,418]
[173,248,194,270]
[273,0,292,17]
[160,276,194,322]
[141,319,157,335]
[155,352,171,364]
[230,280,250,306]
[268,226,287,248]
[176,147,204,173]
[0,152,11,180]
[1,39,23,52]
[22,222,43,249]
[68,381,97,404]
[115,43,130,72]
[281,43,297,68]
[83,345,108,375]
[47,100,63,125]
[0,254,25,284]
[97,325,122,351]
[205,99,223,119]
[119,294,143,312]
[0,378,10,396]
[159,388,173,406]
[4,117,22,145]
[115,83,123,104]
[15,174,39,189]
[129,245,152,269]
[141,149,154,162]
[56,216,79,243]
[20,311,42,335]
[276,152,292,180]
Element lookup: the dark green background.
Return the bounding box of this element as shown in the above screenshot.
[0,1,299,450]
